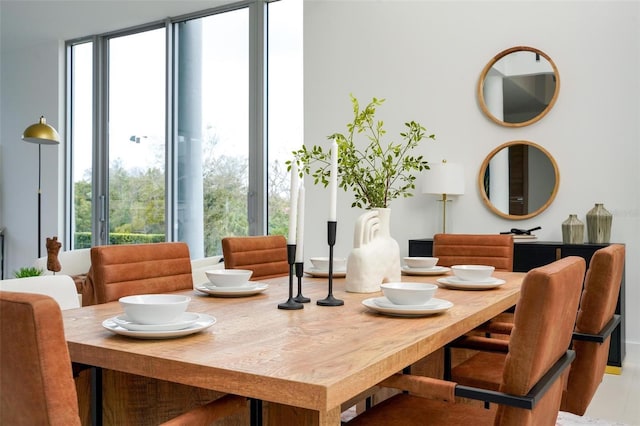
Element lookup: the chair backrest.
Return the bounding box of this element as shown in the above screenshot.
[0,291,81,425]
[34,248,91,276]
[561,244,625,415]
[432,233,514,271]
[85,242,193,304]
[0,275,80,310]
[494,256,585,425]
[222,235,288,280]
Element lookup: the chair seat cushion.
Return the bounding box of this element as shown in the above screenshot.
[347,393,496,426]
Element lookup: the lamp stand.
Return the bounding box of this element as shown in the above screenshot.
[37,144,42,258]
[439,194,449,234]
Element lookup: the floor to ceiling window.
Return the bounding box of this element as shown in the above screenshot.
[108,28,167,245]
[68,41,93,248]
[66,0,302,257]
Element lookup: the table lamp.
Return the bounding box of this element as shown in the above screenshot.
[422,160,465,233]
[22,116,60,258]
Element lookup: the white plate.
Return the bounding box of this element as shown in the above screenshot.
[446,276,499,284]
[305,268,347,278]
[374,296,443,310]
[202,282,258,291]
[436,277,506,290]
[112,312,201,331]
[401,266,451,276]
[362,297,453,317]
[195,283,268,297]
[102,314,216,339]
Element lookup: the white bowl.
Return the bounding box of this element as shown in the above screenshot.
[205,269,253,287]
[119,294,190,325]
[310,257,347,271]
[451,265,495,281]
[403,257,439,269]
[380,282,437,305]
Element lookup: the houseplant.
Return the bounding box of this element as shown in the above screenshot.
[290,94,435,209]
[290,95,436,292]
[14,266,43,278]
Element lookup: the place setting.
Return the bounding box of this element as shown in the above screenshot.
[305,256,347,278]
[436,265,505,290]
[195,269,269,297]
[362,282,453,317]
[102,294,216,339]
[401,256,451,276]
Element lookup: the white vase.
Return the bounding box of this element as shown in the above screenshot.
[345,208,402,293]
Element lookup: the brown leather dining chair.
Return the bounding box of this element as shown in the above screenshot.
[449,244,625,416]
[222,235,289,280]
[82,242,252,424]
[432,233,514,271]
[346,256,586,426]
[0,291,246,426]
[83,241,194,305]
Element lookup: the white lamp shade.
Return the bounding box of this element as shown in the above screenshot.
[422,161,465,195]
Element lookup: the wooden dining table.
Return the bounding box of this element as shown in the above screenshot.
[63,269,525,425]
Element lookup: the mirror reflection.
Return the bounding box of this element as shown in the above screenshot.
[478,46,560,127]
[479,141,559,220]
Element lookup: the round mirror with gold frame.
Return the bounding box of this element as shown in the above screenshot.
[479,141,559,220]
[478,46,560,127]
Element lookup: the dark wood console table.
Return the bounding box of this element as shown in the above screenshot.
[408,239,626,373]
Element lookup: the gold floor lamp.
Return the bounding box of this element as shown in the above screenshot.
[22,116,60,258]
[422,160,465,234]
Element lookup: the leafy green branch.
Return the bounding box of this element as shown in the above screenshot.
[289,95,435,209]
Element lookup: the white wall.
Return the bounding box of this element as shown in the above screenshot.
[1,1,638,346]
[302,1,639,344]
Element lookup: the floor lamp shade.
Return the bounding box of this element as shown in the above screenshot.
[422,160,465,233]
[22,116,60,144]
[22,116,60,258]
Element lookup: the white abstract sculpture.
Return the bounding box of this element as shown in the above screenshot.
[345,208,401,293]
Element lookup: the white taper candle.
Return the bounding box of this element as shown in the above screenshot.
[295,184,305,262]
[329,140,338,221]
[288,162,299,244]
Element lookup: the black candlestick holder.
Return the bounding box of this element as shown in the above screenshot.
[278,244,304,310]
[317,221,344,306]
[293,262,310,303]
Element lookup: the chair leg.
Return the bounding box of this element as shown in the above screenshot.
[444,346,452,381]
[91,366,103,426]
[250,398,262,426]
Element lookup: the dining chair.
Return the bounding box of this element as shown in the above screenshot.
[83,242,255,424]
[432,233,514,271]
[222,235,289,280]
[0,291,247,426]
[0,274,80,310]
[84,241,193,305]
[449,244,625,416]
[346,256,586,426]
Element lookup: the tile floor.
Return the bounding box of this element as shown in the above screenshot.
[578,343,640,425]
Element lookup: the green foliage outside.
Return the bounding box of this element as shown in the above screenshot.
[73,134,292,256]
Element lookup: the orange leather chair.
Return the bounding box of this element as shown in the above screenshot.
[432,233,514,271]
[0,291,246,425]
[81,242,251,424]
[83,242,193,305]
[222,235,289,280]
[346,256,586,426]
[450,244,625,416]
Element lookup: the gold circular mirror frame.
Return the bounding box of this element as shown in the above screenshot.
[478,46,560,127]
[478,141,560,220]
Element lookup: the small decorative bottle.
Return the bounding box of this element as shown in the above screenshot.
[586,203,612,244]
[562,214,584,244]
